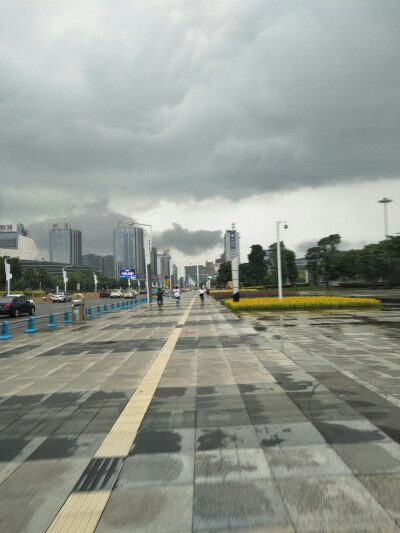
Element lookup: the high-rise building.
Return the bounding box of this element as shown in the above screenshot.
[103,255,115,278]
[113,223,145,280]
[49,223,82,266]
[0,223,43,261]
[223,223,240,262]
[151,247,158,278]
[83,253,103,271]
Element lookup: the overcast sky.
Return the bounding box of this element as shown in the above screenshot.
[1,1,400,272]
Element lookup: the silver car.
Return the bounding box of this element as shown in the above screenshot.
[51,292,72,303]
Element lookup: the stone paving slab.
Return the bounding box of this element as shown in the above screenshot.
[0,297,400,531]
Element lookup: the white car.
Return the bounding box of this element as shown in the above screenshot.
[110,290,122,298]
[51,292,72,303]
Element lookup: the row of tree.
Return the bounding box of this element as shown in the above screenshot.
[0,258,127,292]
[216,233,400,288]
[306,234,400,287]
[217,243,298,287]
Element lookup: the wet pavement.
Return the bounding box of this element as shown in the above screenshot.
[0,295,399,531]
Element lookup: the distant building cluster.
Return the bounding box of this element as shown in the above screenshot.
[0,221,242,286]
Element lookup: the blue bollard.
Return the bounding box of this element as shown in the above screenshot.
[47,313,57,328]
[116,302,121,311]
[121,301,125,310]
[130,300,133,308]
[110,303,115,312]
[87,306,93,319]
[135,299,138,306]
[0,321,12,339]
[62,310,71,324]
[24,316,38,334]
[96,305,102,316]
[103,304,108,313]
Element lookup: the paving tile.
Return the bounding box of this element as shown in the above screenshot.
[314,419,392,445]
[265,444,351,478]
[118,453,194,487]
[196,426,260,451]
[96,485,193,533]
[255,422,326,448]
[277,475,396,532]
[333,441,400,474]
[193,480,291,531]
[359,473,400,519]
[195,448,272,483]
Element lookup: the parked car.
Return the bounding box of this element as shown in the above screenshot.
[99,291,110,298]
[110,290,122,298]
[51,292,72,303]
[0,295,35,318]
[123,290,137,299]
[9,293,35,305]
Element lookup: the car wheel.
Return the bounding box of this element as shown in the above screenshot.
[14,309,19,318]
[29,307,35,315]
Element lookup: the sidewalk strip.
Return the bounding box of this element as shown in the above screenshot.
[46,298,195,533]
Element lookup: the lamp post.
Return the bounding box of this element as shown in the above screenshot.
[276,221,288,301]
[93,270,102,293]
[128,221,152,308]
[378,198,393,237]
[62,267,68,292]
[4,259,12,295]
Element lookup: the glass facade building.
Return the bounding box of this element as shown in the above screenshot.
[113,225,145,280]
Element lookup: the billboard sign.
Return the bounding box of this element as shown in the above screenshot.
[120,269,136,279]
[230,231,236,249]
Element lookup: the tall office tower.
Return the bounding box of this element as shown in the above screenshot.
[102,255,115,278]
[224,223,240,262]
[160,247,171,280]
[151,247,158,278]
[49,223,82,265]
[83,253,103,271]
[113,223,145,280]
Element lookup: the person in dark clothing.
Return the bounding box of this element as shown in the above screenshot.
[156,288,164,309]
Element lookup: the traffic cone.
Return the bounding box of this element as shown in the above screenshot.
[62,310,71,324]
[24,316,38,333]
[46,313,57,328]
[0,321,12,339]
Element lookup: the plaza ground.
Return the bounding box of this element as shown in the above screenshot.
[0,293,399,532]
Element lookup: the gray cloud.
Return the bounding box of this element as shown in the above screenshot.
[28,199,131,259]
[1,0,400,217]
[153,223,222,255]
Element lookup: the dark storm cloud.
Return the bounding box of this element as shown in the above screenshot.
[1,1,400,218]
[153,223,222,255]
[28,199,130,258]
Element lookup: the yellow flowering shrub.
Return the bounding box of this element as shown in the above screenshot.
[224,296,380,311]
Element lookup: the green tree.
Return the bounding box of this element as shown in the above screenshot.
[305,246,321,285]
[218,261,231,287]
[317,234,341,286]
[23,266,38,288]
[337,250,361,281]
[0,256,22,290]
[267,242,296,285]
[285,249,298,284]
[247,245,268,285]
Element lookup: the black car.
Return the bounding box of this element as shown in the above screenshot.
[0,295,35,318]
[99,291,110,298]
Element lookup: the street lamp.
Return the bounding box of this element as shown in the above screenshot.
[62,267,68,292]
[93,270,102,293]
[276,221,288,301]
[378,198,393,237]
[128,221,152,308]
